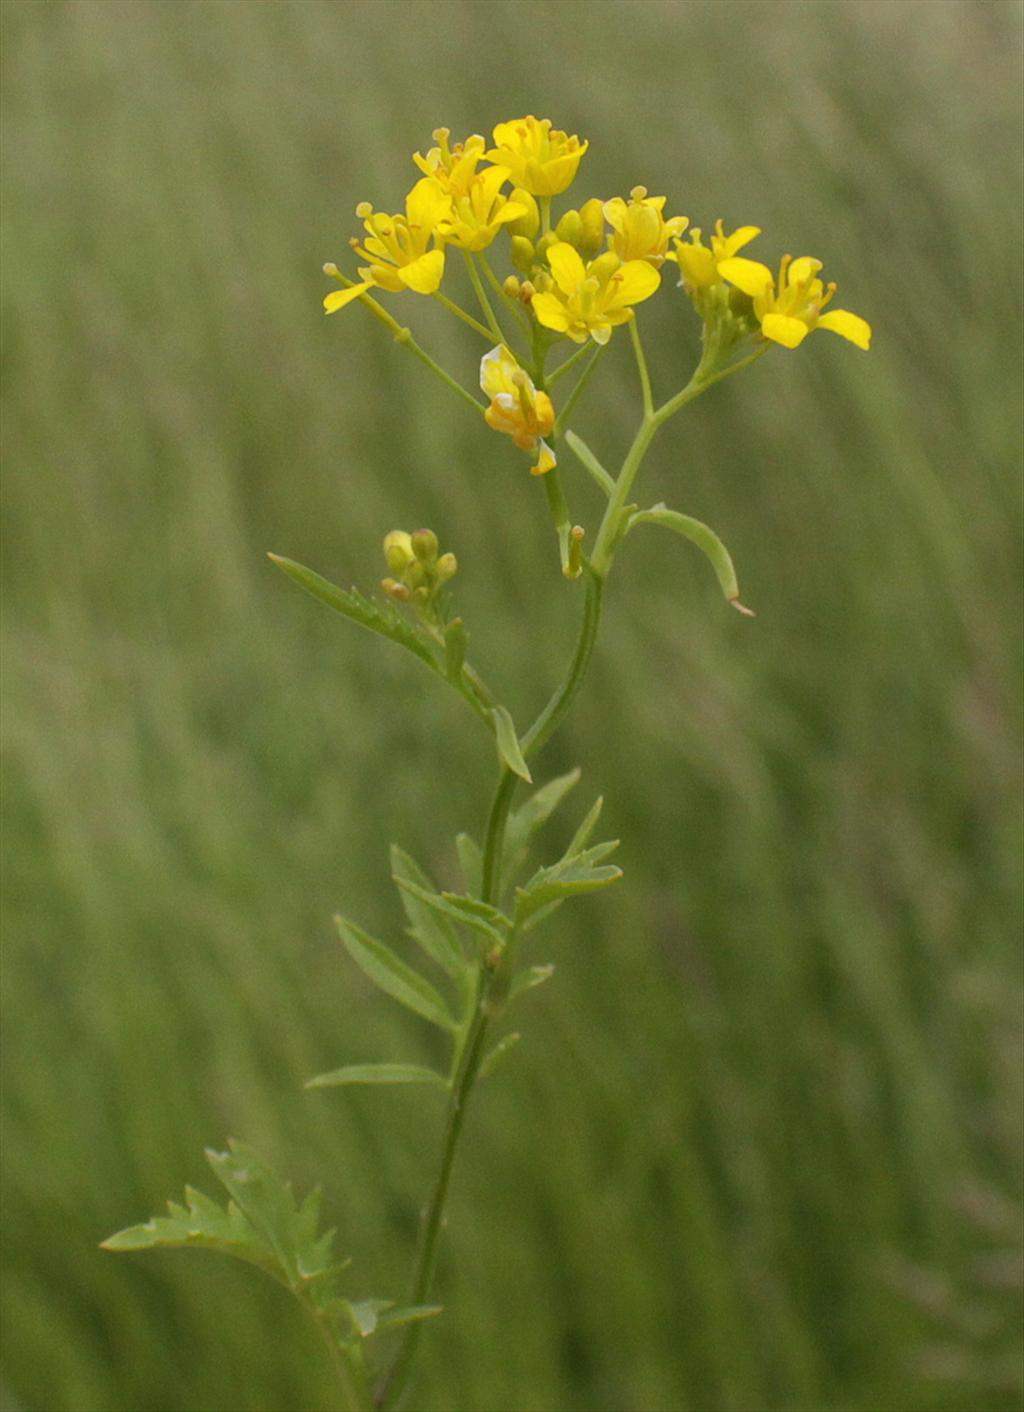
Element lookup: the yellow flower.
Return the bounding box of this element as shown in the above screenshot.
[716,252,871,350]
[603,187,689,265]
[438,166,528,252]
[413,127,488,199]
[323,178,451,314]
[672,219,762,288]
[531,243,661,345]
[480,345,557,476]
[486,116,588,196]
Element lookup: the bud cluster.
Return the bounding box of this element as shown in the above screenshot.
[381,528,458,615]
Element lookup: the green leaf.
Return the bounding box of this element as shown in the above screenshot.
[393,876,507,947]
[103,1141,348,1307]
[345,1299,444,1338]
[480,1031,522,1079]
[335,915,457,1031]
[439,892,508,928]
[268,554,442,662]
[515,841,623,923]
[624,505,754,615]
[375,1303,444,1332]
[390,846,465,982]
[455,832,482,896]
[509,964,555,1003]
[491,704,532,782]
[444,617,468,683]
[306,1063,448,1090]
[565,795,604,859]
[501,768,581,887]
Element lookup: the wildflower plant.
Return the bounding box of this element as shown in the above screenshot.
[104,116,870,1410]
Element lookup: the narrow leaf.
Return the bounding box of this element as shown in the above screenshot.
[347,1298,393,1338]
[491,704,532,782]
[455,833,482,896]
[480,1031,522,1079]
[502,768,581,887]
[565,796,604,858]
[335,915,457,1031]
[390,846,464,981]
[439,892,508,927]
[509,964,555,1003]
[306,1063,448,1090]
[393,877,507,946]
[268,554,441,662]
[515,840,623,922]
[625,504,753,614]
[374,1303,444,1332]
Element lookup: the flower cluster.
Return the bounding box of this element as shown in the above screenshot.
[323,116,871,477]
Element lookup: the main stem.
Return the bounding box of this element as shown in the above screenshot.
[376,572,604,1411]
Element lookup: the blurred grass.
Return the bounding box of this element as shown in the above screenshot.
[2,1,1021,1409]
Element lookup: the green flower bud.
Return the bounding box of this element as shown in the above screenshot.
[502,275,521,299]
[382,529,414,574]
[411,528,439,563]
[405,559,427,589]
[555,209,583,246]
[506,188,540,238]
[510,235,535,273]
[436,552,458,583]
[578,198,606,254]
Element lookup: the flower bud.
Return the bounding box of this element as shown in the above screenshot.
[405,559,427,589]
[502,275,521,298]
[382,529,414,573]
[555,209,583,247]
[510,235,535,272]
[381,577,410,601]
[411,528,439,563]
[578,198,606,254]
[436,552,458,583]
[518,280,536,304]
[506,188,540,238]
[535,230,558,259]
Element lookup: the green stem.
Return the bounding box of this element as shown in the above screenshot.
[395,330,486,418]
[376,571,605,1411]
[554,343,605,434]
[547,340,593,387]
[431,289,495,341]
[463,252,505,344]
[478,251,531,334]
[629,316,654,418]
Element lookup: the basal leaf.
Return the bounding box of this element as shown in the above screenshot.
[335,915,457,1031]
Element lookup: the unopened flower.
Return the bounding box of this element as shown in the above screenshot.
[603,187,688,265]
[531,243,660,344]
[323,178,452,313]
[480,345,556,476]
[672,219,761,288]
[716,253,871,350]
[486,116,588,196]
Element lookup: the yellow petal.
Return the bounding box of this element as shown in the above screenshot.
[530,291,572,333]
[480,344,519,397]
[546,242,586,294]
[397,249,445,294]
[607,259,661,307]
[787,256,823,287]
[817,309,872,349]
[323,283,372,314]
[602,197,628,234]
[722,225,761,256]
[405,177,451,231]
[530,440,557,476]
[675,243,718,287]
[761,313,810,348]
[717,257,774,298]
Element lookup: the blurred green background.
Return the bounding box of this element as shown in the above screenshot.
[3,1,1021,1409]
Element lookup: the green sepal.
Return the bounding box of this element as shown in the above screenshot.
[267,554,441,662]
[103,1140,348,1307]
[623,504,754,614]
[491,704,532,782]
[393,876,508,947]
[390,845,465,982]
[480,1031,522,1079]
[306,1063,448,1090]
[335,915,458,1032]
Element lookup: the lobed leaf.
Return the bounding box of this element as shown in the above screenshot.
[393,876,508,947]
[515,840,623,923]
[501,768,581,888]
[390,845,465,982]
